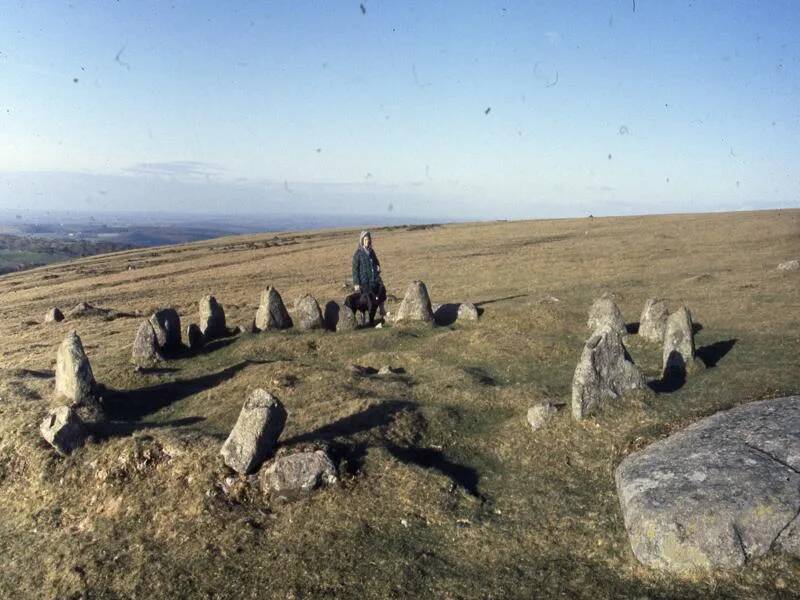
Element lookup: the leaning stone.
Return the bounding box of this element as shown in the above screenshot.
[527,402,558,432]
[149,308,181,349]
[220,389,287,474]
[457,303,479,321]
[571,326,647,421]
[615,396,800,573]
[336,304,357,332]
[40,406,87,455]
[44,307,64,323]
[131,320,163,368]
[186,323,203,350]
[662,306,703,377]
[587,296,627,335]
[254,287,292,331]
[55,330,96,403]
[260,450,337,499]
[639,298,669,343]
[394,281,434,323]
[199,295,226,340]
[293,294,323,331]
[777,259,799,272]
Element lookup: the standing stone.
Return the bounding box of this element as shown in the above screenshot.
[40,406,87,455]
[149,308,181,349]
[254,287,293,331]
[394,281,434,324]
[293,294,323,331]
[587,296,627,336]
[186,323,204,350]
[131,320,162,367]
[336,305,357,332]
[457,302,479,322]
[615,396,800,573]
[260,450,338,499]
[322,301,341,331]
[44,307,65,323]
[199,295,226,340]
[639,298,669,343]
[571,326,647,421]
[220,389,288,474]
[527,402,559,432]
[662,306,702,377]
[55,331,96,403]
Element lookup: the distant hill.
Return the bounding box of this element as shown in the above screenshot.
[0,233,134,275]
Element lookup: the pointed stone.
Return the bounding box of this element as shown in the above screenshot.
[40,406,87,455]
[199,295,226,340]
[639,298,669,343]
[44,307,64,323]
[55,331,96,403]
[254,287,292,331]
[394,280,434,323]
[587,296,627,335]
[149,308,181,349]
[293,294,323,331]
[131,320,163,367]
[571,326,647,421]
[662,306,703,377]
[221,389,287,474]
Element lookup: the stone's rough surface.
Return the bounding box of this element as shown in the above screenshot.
[571,326,647,420]
[260,450,337,499]
[40,406,87,455]
[293,294,323,331]
[587,296,627,335]
[616,396,800,573]
[662,306,701,376]
[527,402,558,432]
[55,331,96,403]
[186,323,203,350]
[199,295,226,339]
[44,307,65,323]
[336,304,357,332]
[221,389,287,474]
[149,308,181,349]
[777,259,799,272]
[639,298,669,343]
[395,280,434,323]
[131,320,162,367]
[255,287,293,331]
[457,302,479,321]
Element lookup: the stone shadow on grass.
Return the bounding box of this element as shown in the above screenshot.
[626,322,639,335]
[696,338,737,368]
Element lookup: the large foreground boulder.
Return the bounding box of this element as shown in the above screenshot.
[394,281,434,324]
[255,287,293,331]
[44,307,64,323]
[616,396,800,573]
[55,331,96,403]
[131,320,163,368]
[571,326,647,420]
[149,308,181,349]
[40,406,87,455]
[260,450,338,499]
[199,295,226,340]
[220,389,287,474]
[293,294,323,331]
[587,296,627,335]
[662,306,702,377]
[638,298,669,343]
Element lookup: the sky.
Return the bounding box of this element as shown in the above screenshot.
[0,0,798,221]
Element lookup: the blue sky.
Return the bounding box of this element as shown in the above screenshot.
[0,0,798,219]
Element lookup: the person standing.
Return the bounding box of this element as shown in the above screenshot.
[352,230,387,321]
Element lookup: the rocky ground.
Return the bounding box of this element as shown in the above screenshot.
[0,210,798,598]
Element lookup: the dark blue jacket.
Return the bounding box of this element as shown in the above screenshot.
[352,247,382,291]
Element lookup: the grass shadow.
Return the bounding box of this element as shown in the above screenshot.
[626,322,639,335]
[101,416,207,438]
[474,293,529,307]
[697,338,737,368]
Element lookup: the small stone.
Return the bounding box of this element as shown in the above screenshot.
[527,402,558,432]
[457,303,479,321]
[220,389,287,474]
[131,320,162,368]
[40,406,86,455]
[44,307,64,323]
[254,287,292,331]
[199,295,226,340]
[293,294,323,331]
[394,281,434,323]
[149,308,181,349]
[639,298,669,343]
[55,330,96,403]
[377,366,392,376]
[187,323,203,350]
[587,295,627,336]
[337,305,357,332]
[777,259,799,272]
[259,450,337,499]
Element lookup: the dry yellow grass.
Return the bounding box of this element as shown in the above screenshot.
[0,209,798,598]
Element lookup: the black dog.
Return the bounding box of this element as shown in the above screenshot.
[344,290,379,327]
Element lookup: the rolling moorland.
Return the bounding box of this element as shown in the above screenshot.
[0,209,798,598]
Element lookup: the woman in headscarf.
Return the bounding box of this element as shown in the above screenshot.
[352,230,387,321]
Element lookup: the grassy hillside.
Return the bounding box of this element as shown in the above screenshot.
[0,233,133,275]
[0,210,798,598]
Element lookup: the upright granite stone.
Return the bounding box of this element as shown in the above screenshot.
[186,323,203,350]
[639,298,669,343]
[394,280,434,324]
[131,320,162,367]
[336,304,357,332]
[457,302,479,322]
[254,287,293,331]
[260,450,338,499]
[44,307,65,323]
[662,306,702,377]
[199,295,226,340]
[220,389,287,474]
[40,406,87,455]
[587,296,627,336]
[149,308,181,349]
[293,294,323,331]
[571,326,647,420]
[55,331,96,403]
[616,396,800,573]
